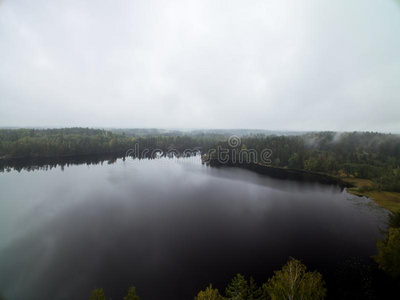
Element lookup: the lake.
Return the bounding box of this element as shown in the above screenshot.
[0,156,388,300]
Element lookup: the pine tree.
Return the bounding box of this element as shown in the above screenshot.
[225,274,263,300]
[225,274,248,300]
[248,277,263,300]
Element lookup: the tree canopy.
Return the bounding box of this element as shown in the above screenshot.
[375,212,400,279]
[123,286,140,300]
[263,258,326,300]
[194,284,224,300]
[88,288,106,300]
[225,274,262,300]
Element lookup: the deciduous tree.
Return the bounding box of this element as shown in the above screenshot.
[123,286,140,300]
[263,258,326,300]
[375,228,400,279]
[89,288,106,300]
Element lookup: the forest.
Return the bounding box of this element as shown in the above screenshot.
[0,128,222,158]
[1,128,399,194]
[211,131,400,193]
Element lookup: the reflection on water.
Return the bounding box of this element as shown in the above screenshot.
[0,157,388,300]
[0,153,126,173]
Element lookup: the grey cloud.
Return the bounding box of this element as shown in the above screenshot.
[0,0,399,132]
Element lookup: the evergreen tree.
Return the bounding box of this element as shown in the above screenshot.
[225,274,248,300]
[225,274,263,300]
[248,277,263,300]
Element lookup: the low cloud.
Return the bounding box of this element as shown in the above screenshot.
[0,0,399,132]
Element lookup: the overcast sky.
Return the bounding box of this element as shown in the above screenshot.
[0,0,399,132]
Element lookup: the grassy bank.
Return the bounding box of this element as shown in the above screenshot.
[248,161,400,213]
[342,178,400,212]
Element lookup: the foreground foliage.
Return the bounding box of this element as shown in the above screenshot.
[194,285,225,300]
[123,286,140,300]
[225,274,262,300]
[264,258,326,300]
[89,288,106,300]
[375,212,400,279]
[195,258,326,300]
[84,259,325,300]
[88,286,139,300]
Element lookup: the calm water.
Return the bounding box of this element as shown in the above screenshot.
[0,157,388,300]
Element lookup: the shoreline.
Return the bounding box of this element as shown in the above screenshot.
[342,177,400,212]
[2,153,399,212]
[206,158,400,213]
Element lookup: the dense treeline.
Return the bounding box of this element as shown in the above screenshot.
[1,128,400,191]
[211,132,400,192]
[0,128,225,158]
[0,128,131,157]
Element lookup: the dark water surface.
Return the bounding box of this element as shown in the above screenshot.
[0,157,388,300]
